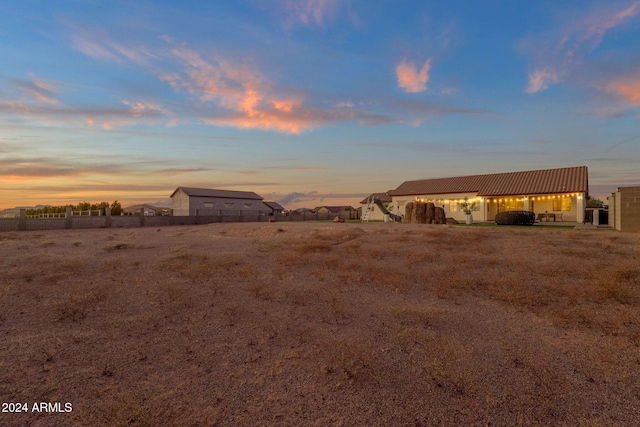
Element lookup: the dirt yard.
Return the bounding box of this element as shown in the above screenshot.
[1,222,639,426]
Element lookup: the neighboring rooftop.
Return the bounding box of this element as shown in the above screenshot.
[360,191,393,204]
[122,204,168,213]
[314,206,354,213]
[170,187,264,200]
[389,166,588,197]
[264,201,285,211]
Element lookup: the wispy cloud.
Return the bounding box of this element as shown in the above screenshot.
[159,43,377,133]
[67,23,154,65]
[0,155,212,182]
[8,75,60,104]
[524,1,640,94]
[280,0,342,29]
[46,24,480,133]
[0,99,167,130]
[396,58,432,93]
[525,68,560,94]
[286,167,329,171]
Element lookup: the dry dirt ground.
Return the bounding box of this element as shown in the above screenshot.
[1,222,640,426]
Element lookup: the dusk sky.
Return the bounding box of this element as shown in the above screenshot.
[1,0,639,210]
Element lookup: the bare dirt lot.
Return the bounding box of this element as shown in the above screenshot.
[1,222,640,426]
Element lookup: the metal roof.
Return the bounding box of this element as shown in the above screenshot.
[389,166,588,197]
[122,204,165,212]
[264,201,285,211]
[359,191,393,204]
[170,187,264,200]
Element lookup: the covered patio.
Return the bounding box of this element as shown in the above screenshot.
[389,166,589,224]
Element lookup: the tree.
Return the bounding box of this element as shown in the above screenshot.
[458,197,479,215]
[586,196,604,208]
[76,201,91,211]
[110,200,123,216]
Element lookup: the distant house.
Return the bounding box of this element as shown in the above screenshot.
[389,166,589,223]
[170,187,273,216]
[314,206,354,219]
[360,191,393,221]
[0,208,21,218]
[264,201,285,215]
[122,204,170,216]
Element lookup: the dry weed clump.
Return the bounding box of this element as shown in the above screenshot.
[319,338,373,383]
[53,284,110,322]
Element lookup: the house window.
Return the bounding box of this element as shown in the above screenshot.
[244,203,252,208]
[204,202,213,208]
[507,199,524,211]
[449,201,459,212]
[225,202,234,208]
[553,198,571,211]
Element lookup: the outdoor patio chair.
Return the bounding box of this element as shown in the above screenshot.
[556,212,563,222]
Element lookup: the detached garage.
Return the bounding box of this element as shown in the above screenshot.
[170,187,272,216]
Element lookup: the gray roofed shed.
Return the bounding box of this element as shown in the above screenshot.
[170,187,264,200]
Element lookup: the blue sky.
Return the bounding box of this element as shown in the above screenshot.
[1,0,639,209]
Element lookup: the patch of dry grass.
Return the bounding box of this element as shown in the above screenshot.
[1,223,640,426]
[53,284,111,322]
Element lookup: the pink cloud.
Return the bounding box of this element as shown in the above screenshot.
[63,29,458,133]
[609,76,640,104]
[396,58,432,93]
[526,68,561,94]
[161,45,337,133]
[204,109,323,134]
[271,99,300,113]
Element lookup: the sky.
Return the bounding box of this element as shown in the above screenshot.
[1,0,639,210]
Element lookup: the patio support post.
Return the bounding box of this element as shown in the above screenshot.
[576,193,586,223]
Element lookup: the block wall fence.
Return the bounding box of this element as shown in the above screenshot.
[0,207,351,232]
[609,186,640,232]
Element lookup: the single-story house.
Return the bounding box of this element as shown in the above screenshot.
[388,166,589,223]
[360,191,393,221]
[122,204,170,216]
[293,208,315,214]
[170,187,273,216]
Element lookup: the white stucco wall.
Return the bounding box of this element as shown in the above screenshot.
[392,192,482,222]
[392,192,586,223]
[360,202,394,221]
